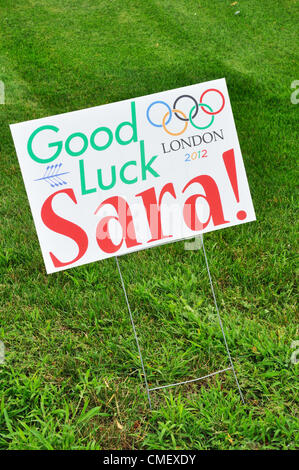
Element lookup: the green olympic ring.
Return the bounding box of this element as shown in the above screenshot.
[189,103,214,130]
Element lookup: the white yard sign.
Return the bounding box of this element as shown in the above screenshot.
[10,78,255,274]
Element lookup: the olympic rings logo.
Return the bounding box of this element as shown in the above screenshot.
[146,88,225,136]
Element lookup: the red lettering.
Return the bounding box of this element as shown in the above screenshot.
[41,188,88,268]
[182,175,229,230]
[94,196,140,253]
[136,183,176,242]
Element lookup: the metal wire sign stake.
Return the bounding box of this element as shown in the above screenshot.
[115,234,244,410]
[10,79,255,409]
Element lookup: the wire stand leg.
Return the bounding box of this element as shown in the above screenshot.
[201,238,245,404]
[115,256,152,409]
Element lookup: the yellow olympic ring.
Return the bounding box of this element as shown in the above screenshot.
[162,109,188,136]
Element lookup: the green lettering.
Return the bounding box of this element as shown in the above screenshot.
[140,140,159,180]
[90,127,113,151]
[79,159,96,195]
[120,161,137,184]
[65,132,88,157]
[27,125,62,164]
[115,101,137,146]
[97,166,116,190]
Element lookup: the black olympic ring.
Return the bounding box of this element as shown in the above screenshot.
[173,95,199,122]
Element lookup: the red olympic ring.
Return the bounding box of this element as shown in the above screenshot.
[199,88,225,115]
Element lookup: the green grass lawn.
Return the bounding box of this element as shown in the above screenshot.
[0,0,298,450]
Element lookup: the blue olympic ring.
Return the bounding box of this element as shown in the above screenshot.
[146,100,172,128]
